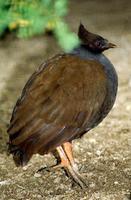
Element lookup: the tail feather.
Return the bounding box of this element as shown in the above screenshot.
[8,143,30,166]
[7,124,79,167]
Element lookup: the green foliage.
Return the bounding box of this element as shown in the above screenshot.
[0,0,79,51]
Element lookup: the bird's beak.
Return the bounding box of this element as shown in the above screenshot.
[103,40,117,50]
[108,43,116,48]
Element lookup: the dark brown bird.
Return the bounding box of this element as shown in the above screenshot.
[7,24,118,188]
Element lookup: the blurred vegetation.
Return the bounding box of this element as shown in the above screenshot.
[0,0,79,51]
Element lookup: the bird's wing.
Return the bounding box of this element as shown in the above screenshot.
[8,54,107,158]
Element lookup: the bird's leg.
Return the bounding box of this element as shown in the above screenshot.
[56,142,87,188]
[55,146,70,168]
[36,146,69,173]
[62,142,78,171]
[37,143,87,187]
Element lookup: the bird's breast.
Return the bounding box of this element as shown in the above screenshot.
[71,48,118,130]
[89,54,118,128]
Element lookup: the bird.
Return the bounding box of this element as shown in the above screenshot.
[7,23,118,188]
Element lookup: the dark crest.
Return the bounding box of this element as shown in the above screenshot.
[78,23,90,43]
[78,23,116,53]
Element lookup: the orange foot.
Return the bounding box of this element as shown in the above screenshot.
[56,142,87,188]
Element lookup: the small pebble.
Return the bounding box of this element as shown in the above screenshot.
[89,182,96,188]
[0,180,10,185]
[114,181,119,185]
[34,173,42,178]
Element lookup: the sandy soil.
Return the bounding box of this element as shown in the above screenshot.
[0,0,131,199]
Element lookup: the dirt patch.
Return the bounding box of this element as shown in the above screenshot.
[0,0,131,199]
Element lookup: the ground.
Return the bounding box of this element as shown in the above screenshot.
[0,0,131,199]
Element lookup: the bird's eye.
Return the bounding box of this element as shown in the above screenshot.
[95,40,101,47]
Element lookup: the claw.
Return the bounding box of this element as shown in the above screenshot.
[36,163,63,173]
[67,165,87,188]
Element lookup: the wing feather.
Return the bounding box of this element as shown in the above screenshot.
[7,54,107,165]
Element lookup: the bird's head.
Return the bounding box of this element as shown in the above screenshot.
[78,23,116,53]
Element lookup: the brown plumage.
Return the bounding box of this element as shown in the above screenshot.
[7,24,118,187]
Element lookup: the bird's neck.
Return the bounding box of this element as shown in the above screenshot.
[71,45,104,65]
